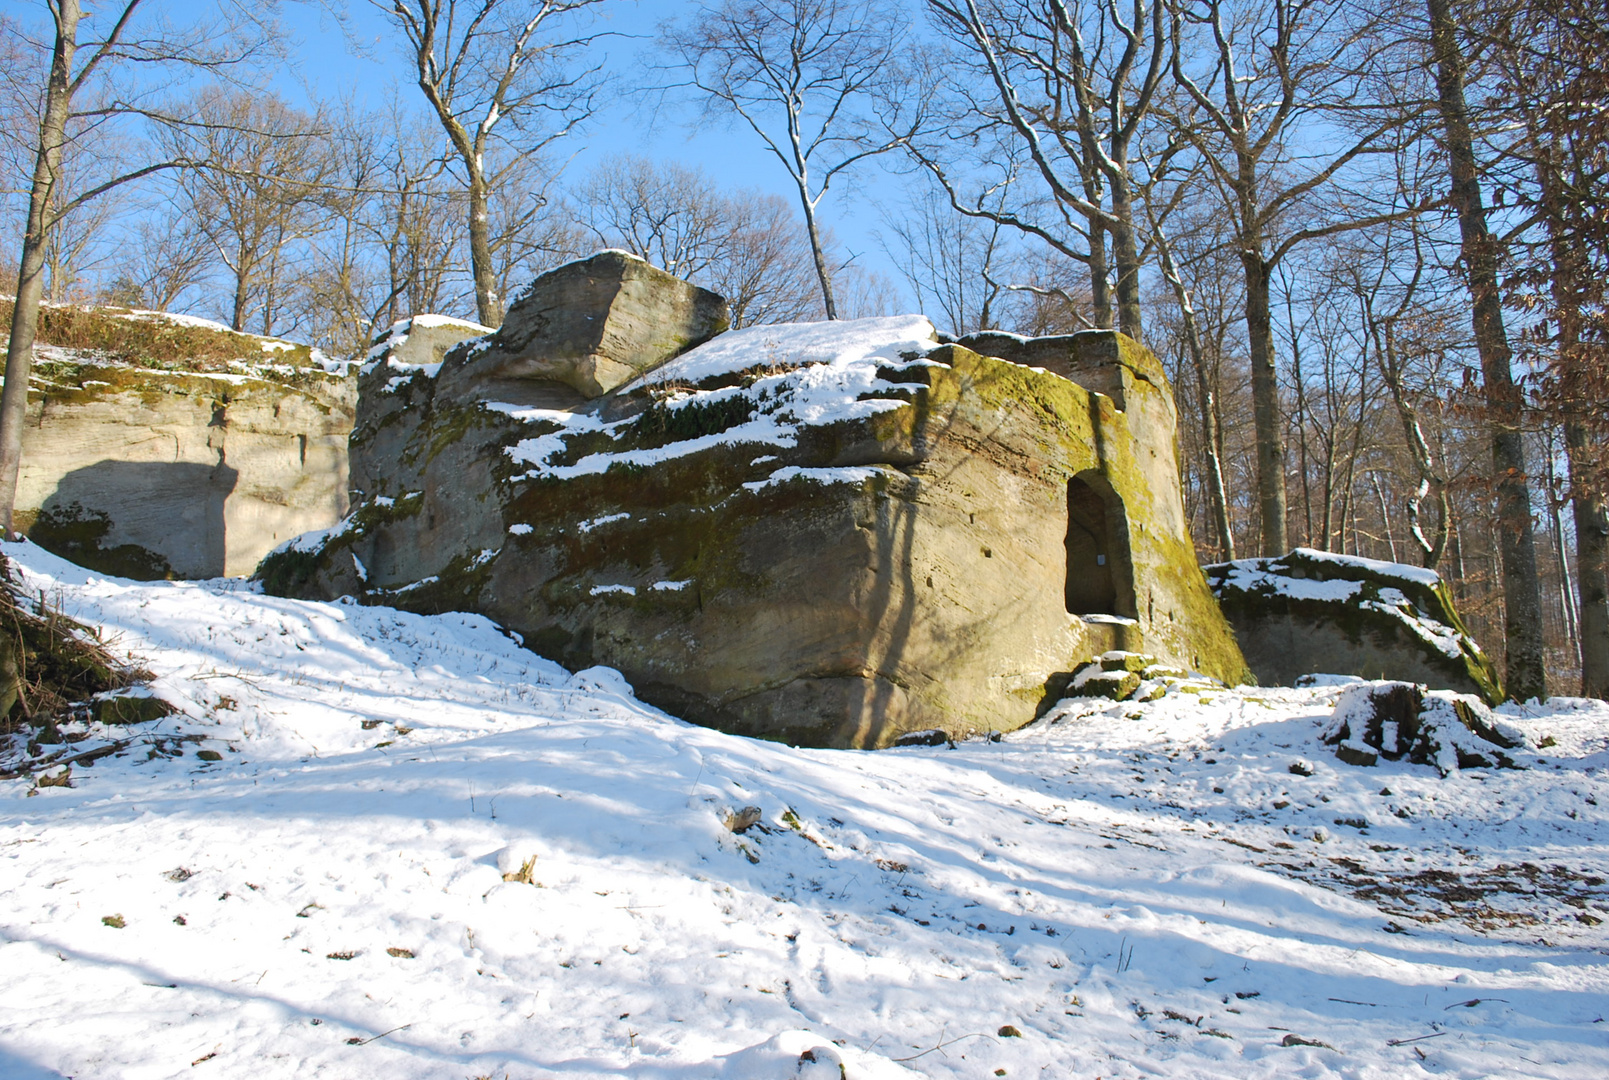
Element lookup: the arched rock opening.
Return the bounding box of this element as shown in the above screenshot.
[1065,472,1136,619]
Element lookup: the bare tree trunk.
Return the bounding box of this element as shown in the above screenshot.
[1537,149,1609,697]
[1372,471,1398,562]
[1154,226,1232,558]
[796,184,838,320]
[1320,429,1337,552]
[1450,505,1466,595]
[1372,315,1448,567]
[1242,250,1287,554]
[1087,216,1111,329]
[0,0,80,536]
[1108,177,1143,341]
[231,244,252,332]
[1546,450,1580,660]
[1286,289,1313,547]
[1426,0,1545,700]
[1337,412,1365,553]
[1566,421,1609,697]
[467,171,503,327]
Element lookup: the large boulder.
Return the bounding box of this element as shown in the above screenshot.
[14,302,355,579]
[260,258,1246,749]
[1205,548,1502,703]
[436,250,729,402]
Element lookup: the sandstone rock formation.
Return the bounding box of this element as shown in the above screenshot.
[435,251,728,403]
[1205,548,1502,703]
[260,252,1246,748]
[14,304,357,579]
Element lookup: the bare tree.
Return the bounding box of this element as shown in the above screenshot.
[879,180,1012,336]
[38,157,118,302]
[576,155,730,277]
[487,150,587,300]
[1150,212,1235,558]
[1482,0,1609,696]
[1344,222,1452,570]
[662,0,922,320]
[1421,0,1546,699]
[715,192,832,326]
[165,89,330,334]
[922,0,1169,340]
[1166,0,1422,557]
[102,212,213,311]
[372,0,606,328]
[0,0,270,535]
[294,101,396,356]
[575,154,824,327]
[367,109,466,330]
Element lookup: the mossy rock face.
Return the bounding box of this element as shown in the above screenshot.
[262,273,1245,748]
[91,690,175,725]
[29,502,175,581]
[1206,548,1502,704]
[4,296,320,373]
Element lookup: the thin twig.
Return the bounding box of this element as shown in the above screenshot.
[345,1023,412,1047]
[1387,1031,1448,1046]
[892,1031,994,1063]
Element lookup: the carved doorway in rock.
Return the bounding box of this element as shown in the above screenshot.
[1065,472,1137,618]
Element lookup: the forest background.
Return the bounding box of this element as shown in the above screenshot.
[1,0,1604,700]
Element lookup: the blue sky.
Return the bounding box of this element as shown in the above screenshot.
[271,0,919,307]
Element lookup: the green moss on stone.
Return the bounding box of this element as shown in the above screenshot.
[1207,550,1501,703]
[28,502,174,581]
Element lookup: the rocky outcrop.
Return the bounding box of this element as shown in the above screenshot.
[261,252,1246,749]
[1205,548,1502,703]
[436,251,728,402]
[15,305,357,579]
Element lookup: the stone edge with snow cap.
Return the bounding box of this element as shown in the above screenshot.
[1206,548,1502,704]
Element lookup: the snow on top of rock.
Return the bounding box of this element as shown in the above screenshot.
[1212,561,1364,603]
[407,313,494,333]
[267,511,361,557]
[113,307,243,334]
[1210,549,1470,660]
[500,317,941,483]
[628,314,939,389]
[740,464,886,492]
[1362,586,1467,660]
[1284,546,1444,587]
[1209,550,1454,598]
[360,313,492,378]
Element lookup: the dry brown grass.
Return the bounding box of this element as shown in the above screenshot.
[3,297,306,372]
[1,552,145,748]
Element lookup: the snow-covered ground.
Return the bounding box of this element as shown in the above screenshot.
[2,540,1606,1079]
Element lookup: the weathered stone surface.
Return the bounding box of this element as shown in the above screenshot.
[436,250,729,402]
[17,314,355,579]
[263,258,1247,748]
[369,314,492,374]
[1206,549,1502,704]
[347,314,493,500]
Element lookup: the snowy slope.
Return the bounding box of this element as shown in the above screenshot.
[2,539,1607,1079]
